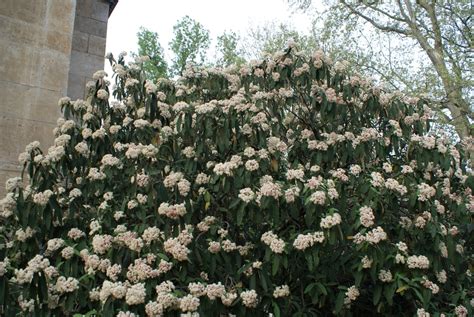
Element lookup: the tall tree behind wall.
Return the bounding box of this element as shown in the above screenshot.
[169,16,211,76]
[136,27,168,79]
[288,0,473,144]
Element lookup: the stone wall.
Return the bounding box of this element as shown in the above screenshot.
[68,0,110,100]
[0,0,114,196]
[0,0,76,196]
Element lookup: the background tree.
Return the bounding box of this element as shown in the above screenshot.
[288,0,473,142]
[169,16,211,76]
[136,26,168,79]
[242,22,316,59]
[215,31,246,68]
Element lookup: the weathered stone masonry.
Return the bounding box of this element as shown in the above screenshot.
[0,0,118,196]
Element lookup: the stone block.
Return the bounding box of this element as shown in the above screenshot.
[76,0,93,18]
[0,115,55,165]
[38,51,70,92]
[0,81,35,121]
[88,34,106,57]
[0,40,42,87]
[67,72,87,100]
[34,88,63,120]
[0,0,47,25]
[74,15,107,38]
[72,31,89,53]
[47,0,75,33]
[46,30,73,55]
[90,0,110,22]
[0,15,43,46]
[69,50,105,78]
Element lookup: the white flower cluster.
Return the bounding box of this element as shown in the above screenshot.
[261,231,285,253]
[320,213,342,229]
[378,269,393,282]
[417,183,436,201]
[92,234,113,254]
[309,190,326,205]
[406,255,430,269]
[46,238,65,255]
[344,285,360,305]
[158,202,187,219]
[421,277,439,294]
[163,229,192,261]
[259,180,283,199]
[385,178,407,195]
[196,216,216,232]
[238,188,255,203]
[99,280,127,303]
[359,206,375,227]
[55,276,80,294]
[101,154,123,169]
[353,226,388,245]
[125,283,146,305]
[273,285,290,298]
[240,289,258,308]
[293,232,325,250]
[163,171,191,196]
[33,190,53,206]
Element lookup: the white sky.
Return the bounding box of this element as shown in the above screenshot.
[105,0,314,64]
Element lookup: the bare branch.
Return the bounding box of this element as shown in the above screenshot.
[340,1,410,35]
[417,0,444,54]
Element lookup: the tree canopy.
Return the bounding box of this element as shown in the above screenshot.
[136,27,168,80]
[289,0,473,145]
[169,16,210,76]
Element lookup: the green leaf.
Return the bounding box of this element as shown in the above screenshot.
[237,203,245,225]
[273,302,281,317]
[334,291,345,313]
[272,256,280,276]
[373,285,383,305]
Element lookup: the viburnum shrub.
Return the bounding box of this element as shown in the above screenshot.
[0,47,473,317]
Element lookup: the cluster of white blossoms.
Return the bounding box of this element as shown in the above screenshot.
[55,276,80,294]
[309,190,327,205]
[92,234,113,254]
[406,255,430,269]
[378,269,393,283]
[359,206,375,227]
[259,180,283,199]
[293,231,325,250]
[213,155,243,176]
[417,183,437,201]
[344,286,360,305]
[421,277,439,294]
[101,154,123,169]
[353,226,388,245]
[273,285,290,298]
[33,189,53,206]
[384,178,408,195]
[12,254,50,285]
[238,187,256,203]
[125,283,147,306]
[261,231,285,253]
[157,202,187,219]
[46,238,65,255]
[240,289,258,308]
[163,228,193,261]
[320,213,342,229]
[163,171,191,196]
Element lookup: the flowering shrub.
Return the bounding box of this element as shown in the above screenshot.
[0,47,473,316]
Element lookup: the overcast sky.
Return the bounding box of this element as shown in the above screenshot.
[105,0,314,63]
